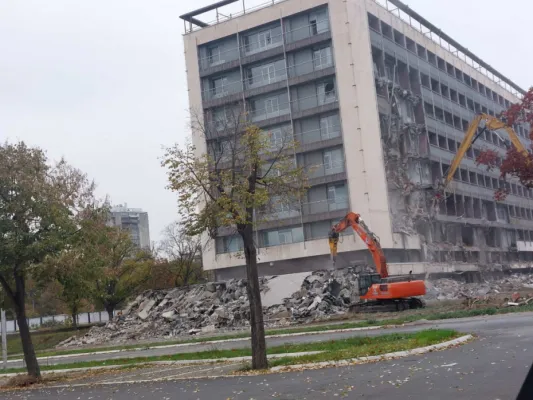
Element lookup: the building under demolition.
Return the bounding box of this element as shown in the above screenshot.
[181,0,531,280]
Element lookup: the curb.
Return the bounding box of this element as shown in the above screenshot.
[269,334,474,372]
[7,324,393,365]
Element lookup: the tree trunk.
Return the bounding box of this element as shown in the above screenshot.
[240,226,268,370]
[14,275,40,378]
[105,304,115,321]
[71,313,78,329]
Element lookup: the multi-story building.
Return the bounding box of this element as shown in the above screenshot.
[181,0,530,281]
[109,205,151,250]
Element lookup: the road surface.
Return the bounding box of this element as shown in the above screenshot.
[3,312,533,399]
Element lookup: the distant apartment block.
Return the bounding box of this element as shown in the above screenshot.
[180,0,530,280]
[109,205,151,250]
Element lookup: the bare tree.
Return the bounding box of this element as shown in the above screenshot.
[160,222,203,286]
[162,104,308,369]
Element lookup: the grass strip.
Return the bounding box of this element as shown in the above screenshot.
[11,302,532,360]
[0,329,459,375]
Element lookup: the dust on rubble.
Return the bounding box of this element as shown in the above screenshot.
[58,270,533,348]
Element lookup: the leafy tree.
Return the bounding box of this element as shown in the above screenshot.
[38,247,93,329]
[0,141,95,378]
[84,220,153,320]
[162,108,308,369]
[476,87,533,200]
[159,222,203,287]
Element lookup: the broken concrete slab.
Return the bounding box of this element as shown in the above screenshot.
[261,272,309,307]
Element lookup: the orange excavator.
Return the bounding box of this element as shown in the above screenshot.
[329,212,426,310]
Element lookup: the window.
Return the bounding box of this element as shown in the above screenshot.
[420,73,430,88]
[459,93,466,107]
[265,97,280,115]
[259,63,276,84]
[393,30,405,46]
[431,78,439,92]
[310,9,328,35]
[406,37,416,52]
[320,114,340,138]
[416,44,426,58]
[324,148,343,171]
[269,127,284,149]
[427,51,436,65]
[381,22,393,39]
[450,89,458,102]
[208,45,221,65]
[317,80,336,104]
[258,30,273,49]
[327,184,348,210]
[368,13,380,31]
[434,106,444,121]
[424,102,434,117]
[263,227,304,247]
[441,84,449,99]
[313,46,332,69]
[216,235,244,254]
[213,108,229,130]
[211,76,228,97]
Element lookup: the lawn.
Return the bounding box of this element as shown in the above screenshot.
[7,327,91,356]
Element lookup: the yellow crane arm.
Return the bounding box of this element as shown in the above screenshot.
[444,114,483,188]
[444,113,528,188]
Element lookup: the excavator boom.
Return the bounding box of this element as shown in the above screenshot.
[331,212,388,278]
[444,113,528,188]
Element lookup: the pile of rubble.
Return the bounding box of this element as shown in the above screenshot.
[60,269,362,347]
[425,274,533,301]
[59,270,533,347]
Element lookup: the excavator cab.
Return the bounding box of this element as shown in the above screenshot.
[358,274,382,296]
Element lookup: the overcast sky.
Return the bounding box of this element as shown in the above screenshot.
[0,0,530,242]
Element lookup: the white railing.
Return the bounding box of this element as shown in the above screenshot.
[202,56,334,100]
[247,92,338,122]
[198,17,330,67]
[307,159,345,179]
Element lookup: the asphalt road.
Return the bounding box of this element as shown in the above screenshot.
[3,312,533,399]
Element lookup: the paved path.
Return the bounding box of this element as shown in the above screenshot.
[3,312,533,399]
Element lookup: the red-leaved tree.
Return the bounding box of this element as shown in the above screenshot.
[476,87,533,200]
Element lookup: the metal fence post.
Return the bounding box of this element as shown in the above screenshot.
[1,310,7,370]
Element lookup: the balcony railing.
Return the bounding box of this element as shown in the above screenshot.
[248,92,338,123]
[198,18,331,69]
[307,159,345,179]
[260,197,349,221]
[202,57,334,101]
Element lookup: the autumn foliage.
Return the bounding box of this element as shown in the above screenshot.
[476,87,533,200]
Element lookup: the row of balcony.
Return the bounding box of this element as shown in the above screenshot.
[198,17,330,70]
[202,54,334,102]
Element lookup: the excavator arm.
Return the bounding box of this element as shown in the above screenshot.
[329,212,389,278]
[444,113,528,188]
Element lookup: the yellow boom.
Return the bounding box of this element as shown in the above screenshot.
[444,113,528,188]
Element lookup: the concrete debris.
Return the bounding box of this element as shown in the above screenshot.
[58,270,533,348]
[59,269,362,347]
[425,274,533,302]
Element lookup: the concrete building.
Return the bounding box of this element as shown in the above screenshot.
[181,0,531,280]
[109,205,151,250]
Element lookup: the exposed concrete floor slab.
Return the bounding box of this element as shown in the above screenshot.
[261,272,310,307]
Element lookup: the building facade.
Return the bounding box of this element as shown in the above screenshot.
[181,0,531,280]
[109,205,151,250]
